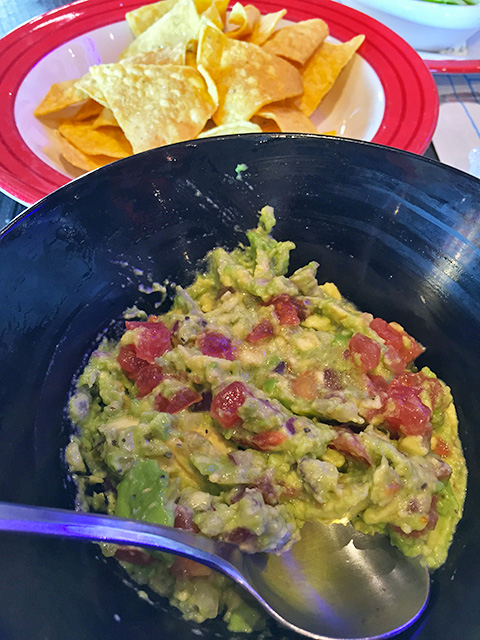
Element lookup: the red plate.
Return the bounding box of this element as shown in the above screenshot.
[426,59,480,74]
[0,0,439,205]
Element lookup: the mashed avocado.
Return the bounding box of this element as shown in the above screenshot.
[66,206,467,632]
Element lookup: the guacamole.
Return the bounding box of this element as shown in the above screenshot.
[66,206,467,632]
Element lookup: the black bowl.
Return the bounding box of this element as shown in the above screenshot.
[0,134,479,640]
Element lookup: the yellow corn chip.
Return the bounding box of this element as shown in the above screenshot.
[262,19,329,66]
[197,25,303,125]
[256,103,319,134]
[121,45,186,66]
[194,0,229,18]
[212,0,229,23]
[57,120,133,158]
[225,3,261,39]
[72,99,105,121]
[119,0,201,60]
[185,49,198,68]
[245,9,287,46]
[34,79,85,116]
[294,35,365,116]
[88,63,216,153]
[200,1,224,30]
[251,115,281,132]
[55,131,116,172]
[197,63,219,106]
[125,0,177,37]
[75,73,109,108]
[198,120,262,137]
[92,108,119,129]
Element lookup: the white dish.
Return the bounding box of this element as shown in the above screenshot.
[336,0,480,53]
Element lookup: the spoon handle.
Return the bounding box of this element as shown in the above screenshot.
[0,501,245,581]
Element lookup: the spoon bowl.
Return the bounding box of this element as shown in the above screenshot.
[0,502,429,640]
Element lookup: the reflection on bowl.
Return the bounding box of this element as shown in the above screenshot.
[336,0,480,52]
[0,134,479,640]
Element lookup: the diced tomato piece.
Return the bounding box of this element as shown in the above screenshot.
[154,388,202,414]
[392,371,444,409]
[125,321,171,363]
[211,381,248,428]
[114,547,155,566]
[198,331,235,360]
[384,385,432,436]
[166,388,202,414]
[433,437,450,458]
[291,297,307,321]
[224,527,257,545]
[246,319,274,342]
[117,344,148,379]
[170,556,213,578]
[251,430,287,450]
[383,345,406,375]
[154,394,169,412]
[330,427,372,466]
[367,373,390,394]
[135,364,164,397]
[125,321,157,330]
[370,317,403,350]
[349,333,381,372]
[291,370,318,400]
[268,294,300,326]
[370,318,424,366]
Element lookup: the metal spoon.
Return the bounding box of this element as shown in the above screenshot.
[0,501,429,640]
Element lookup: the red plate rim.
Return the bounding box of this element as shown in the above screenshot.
[426,58,480,74]
[0,0,439,206]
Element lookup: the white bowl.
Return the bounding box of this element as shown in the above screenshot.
[337,0,480,52]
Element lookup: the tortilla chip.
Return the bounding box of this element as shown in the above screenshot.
[225,3,261,39]
[34,79,86,116]
[88,63,216,153]
[185,49,198,68]
[119,0,201,60]
[57,120,133,158]
[212,0,229,23]
[262,19,329,66]
[200,1,224,29]
[55,131,116,172]
[125,0,177,37]
[92,108,119,129]
[194,0,213,11]
[256,103,319,134]
[122,45,186,66]
[251,116,281,132]
[294,35,365,116]
[245,9,287,46]
[75,73,109,108]
[196,63,219,106]
[71,99,104,121]
[198,120,262,137]
[197,25,303,125]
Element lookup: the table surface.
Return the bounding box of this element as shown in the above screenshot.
[0,0,441,227]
